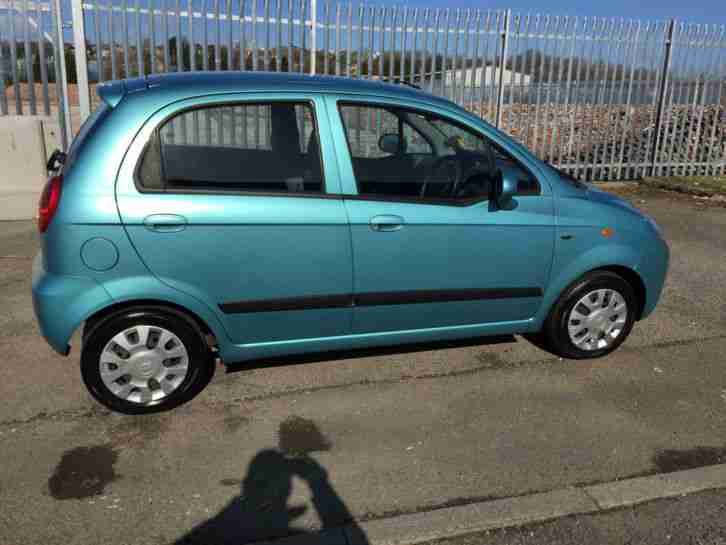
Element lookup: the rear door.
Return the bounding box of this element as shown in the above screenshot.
[116,94,353,345]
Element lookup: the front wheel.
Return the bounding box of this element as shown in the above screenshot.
[541,271,637,359]
[81,307,215,414]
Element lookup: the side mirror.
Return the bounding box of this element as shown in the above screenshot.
[378,133,405,155]
[46,149,66,173]
[494,170,518,209]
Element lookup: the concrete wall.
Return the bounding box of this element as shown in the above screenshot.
[0,117,61,220]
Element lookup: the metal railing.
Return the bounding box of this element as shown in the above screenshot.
[0,0,71,146]
[2,0,725,179]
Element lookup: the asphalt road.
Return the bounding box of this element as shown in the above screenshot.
[426,488,726,545]
[1,186,725,545]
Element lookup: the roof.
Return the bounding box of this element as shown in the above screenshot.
[97,71,458,111]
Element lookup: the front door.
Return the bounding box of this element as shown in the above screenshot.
[116,95,353,344]
[330,99,554,334]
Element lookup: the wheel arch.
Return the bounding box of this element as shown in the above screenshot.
[537,243,649,329]
[82,299,217,348]
[592,265,647,320]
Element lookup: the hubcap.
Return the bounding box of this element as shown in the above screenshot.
[567,289,628,351]
[99,325,189,405]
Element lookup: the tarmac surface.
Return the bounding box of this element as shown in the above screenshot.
[1,185,725,545]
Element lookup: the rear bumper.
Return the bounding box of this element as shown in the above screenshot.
[31,253,113,355]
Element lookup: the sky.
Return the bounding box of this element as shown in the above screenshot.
[370,0,726,24]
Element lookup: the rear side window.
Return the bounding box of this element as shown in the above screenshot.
[137,102,324,194]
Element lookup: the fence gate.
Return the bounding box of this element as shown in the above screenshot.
[2,0,726,180]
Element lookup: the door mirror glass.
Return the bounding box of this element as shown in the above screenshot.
[378,133,404,155]
[495,170,519,209]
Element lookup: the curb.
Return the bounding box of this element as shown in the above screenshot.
[261,463,726,545]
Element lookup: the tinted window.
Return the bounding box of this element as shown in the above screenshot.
[338,103,540,202]
[137,102,324,194]
[339,104,493,202]
[339,106,432,159]
[490,143,541,196]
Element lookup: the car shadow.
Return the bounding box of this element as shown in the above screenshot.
[174,418,368,545]
[225,334,517,374]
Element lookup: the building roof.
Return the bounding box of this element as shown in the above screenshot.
[444,66,532,86]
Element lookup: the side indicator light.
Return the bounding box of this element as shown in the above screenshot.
[601,227,614,238]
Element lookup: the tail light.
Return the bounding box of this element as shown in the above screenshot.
[38,175,63,233]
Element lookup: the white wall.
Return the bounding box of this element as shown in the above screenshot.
[0,116,61,220]
[444,66,532,87]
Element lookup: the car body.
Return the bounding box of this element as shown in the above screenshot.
[32,72,669,413]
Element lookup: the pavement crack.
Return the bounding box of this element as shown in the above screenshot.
[0,406,111,430]
[581,486,603,510]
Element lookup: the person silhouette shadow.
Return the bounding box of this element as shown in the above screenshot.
[175,418,368,545]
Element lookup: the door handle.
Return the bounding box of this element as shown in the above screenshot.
[143,214,188,232]
[369,214,405,232]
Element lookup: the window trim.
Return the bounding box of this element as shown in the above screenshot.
[133,99,330,198]
[336,100,541,206]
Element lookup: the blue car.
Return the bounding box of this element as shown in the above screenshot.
[32,72,669,414]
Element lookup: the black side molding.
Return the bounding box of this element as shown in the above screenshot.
[219,287,543,314]
[219,294,352,314]
[354,288,542,307]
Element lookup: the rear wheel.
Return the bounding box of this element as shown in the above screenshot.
[541,271,637,359]
[81,307,214,414]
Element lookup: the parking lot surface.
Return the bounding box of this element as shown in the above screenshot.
[1,186,725,545]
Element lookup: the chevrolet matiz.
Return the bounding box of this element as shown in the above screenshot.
[32,72,669,414]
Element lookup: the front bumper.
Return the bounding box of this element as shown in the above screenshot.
[639,236,670,319]
[32,253,113,355]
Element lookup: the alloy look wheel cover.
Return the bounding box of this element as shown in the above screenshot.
[99,325,189,405]
[567,288,628,351]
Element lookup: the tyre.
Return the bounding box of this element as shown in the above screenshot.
[541,270,637,359]
[81,306,215,414]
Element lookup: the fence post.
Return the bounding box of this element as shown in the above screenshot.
[309,0,317,74]
[650,19,676,177]
[51,0,72,147]
[495,9,511,129]
[70,0,91,122]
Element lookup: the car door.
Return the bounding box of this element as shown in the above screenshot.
[116,94,353,345]
[328,97,554,335]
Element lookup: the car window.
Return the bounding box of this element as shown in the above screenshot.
[338,102,540,203]
[338,105,433,159]
[339,103,495,202]
[137,101,324,194]
[429,116,490,155]
[490,143,541,196]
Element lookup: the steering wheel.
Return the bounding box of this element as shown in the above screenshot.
[420,156,463,198]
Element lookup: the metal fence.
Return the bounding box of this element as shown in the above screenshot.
[0,0,71,146]
[2,0,726,179]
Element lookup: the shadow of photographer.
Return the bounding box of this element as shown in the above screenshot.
[175,417,367,545]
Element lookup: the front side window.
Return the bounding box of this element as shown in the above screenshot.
[338,103,539,203]
[338,106,432,159]
[137,101,324,194]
